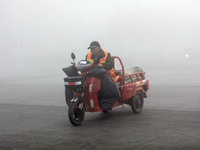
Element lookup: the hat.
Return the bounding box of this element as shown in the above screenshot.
[88,41,101,49]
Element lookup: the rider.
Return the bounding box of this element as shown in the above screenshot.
[86,41,120,82]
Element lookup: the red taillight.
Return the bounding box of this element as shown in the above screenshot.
[64,81,82,85]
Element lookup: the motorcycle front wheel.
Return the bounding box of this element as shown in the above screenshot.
[68,100,85,126]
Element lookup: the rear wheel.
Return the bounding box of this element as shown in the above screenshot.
[130,91,144,114]
[68,100,85,126]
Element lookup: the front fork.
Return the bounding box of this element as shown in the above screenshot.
[70,81,85,110]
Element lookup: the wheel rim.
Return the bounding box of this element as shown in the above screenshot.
[69,100,85,126]
[73,104,84,121]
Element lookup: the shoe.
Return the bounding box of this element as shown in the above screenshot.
[102,109,112,113]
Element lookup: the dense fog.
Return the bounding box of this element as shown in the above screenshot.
[0,0,200,77]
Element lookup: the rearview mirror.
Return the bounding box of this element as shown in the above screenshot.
[71,52,76,60]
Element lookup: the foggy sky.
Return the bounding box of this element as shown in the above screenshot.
[0,0,200,77]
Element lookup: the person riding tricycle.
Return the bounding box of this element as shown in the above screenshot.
[63,41,149,126]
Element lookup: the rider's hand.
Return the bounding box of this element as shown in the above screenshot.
[98,63,103,68]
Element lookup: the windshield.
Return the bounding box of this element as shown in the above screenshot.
[76,60,91,71]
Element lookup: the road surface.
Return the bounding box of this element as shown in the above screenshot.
[0,67,200,150]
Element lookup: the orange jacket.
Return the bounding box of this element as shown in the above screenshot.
[87,50,120,82]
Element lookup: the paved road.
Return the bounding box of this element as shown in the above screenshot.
[0,104,200,150]
[0,72,200,150]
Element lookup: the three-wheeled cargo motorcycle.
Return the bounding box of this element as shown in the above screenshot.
[63,53,149,126]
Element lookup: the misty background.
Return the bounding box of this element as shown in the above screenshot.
[0,0,200,85]
[1,2,200,148]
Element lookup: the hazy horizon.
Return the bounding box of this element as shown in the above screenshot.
[1,0,200,77]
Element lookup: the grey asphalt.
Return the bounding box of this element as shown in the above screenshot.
[0,69,200,150]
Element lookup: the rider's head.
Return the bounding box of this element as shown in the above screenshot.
[88,41,101,55]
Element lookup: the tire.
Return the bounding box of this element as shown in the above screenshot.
[130,91,144,114]
[68,100,85,126]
